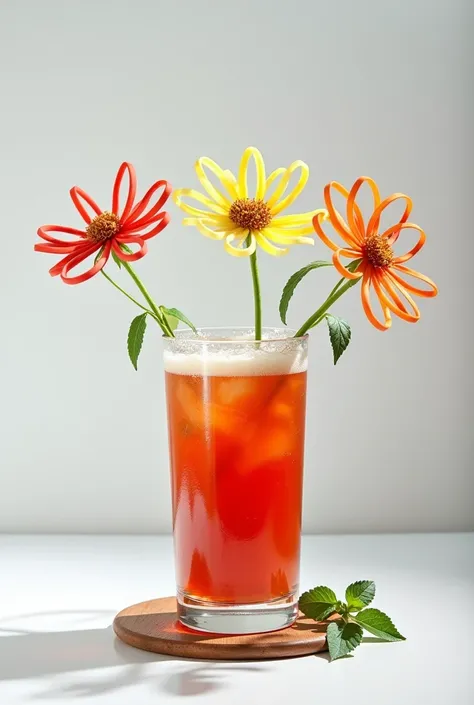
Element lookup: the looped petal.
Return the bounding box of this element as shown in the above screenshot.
[373,270,420,323]
[384,223,426,264]
[60,241,112,285]
[112,237,148,262]
[313,210,362,255]
[35,242,83,254]
[264,167,287,203]
[186,218,232,241]
[112,162,137,222]
[272,210,324,227]
[36,225,86,246]
[172,188,228,217]
[194,157,232,208]
[48,242,95,275]
[224,233,257,257]
[220,170,240,201]
[366,193,412,242]
[323,182,362,249]
[332,249,364,279]
[238,147,266,200]
[389,264,438,297]
[254,232,289,256]
[120,211,170,241]
[272,223,316,236]
[267,161,309,215]
[346,176,381,240]
[262,228,314,246]
[361,269,392,331]
[69,187,102,224]
[124,180,172,227]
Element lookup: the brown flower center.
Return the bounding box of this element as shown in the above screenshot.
[86,212,120,243]
[228,198,272,231]
[364,235,394,267]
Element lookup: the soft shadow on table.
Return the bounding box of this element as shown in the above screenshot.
[0,612,268,699]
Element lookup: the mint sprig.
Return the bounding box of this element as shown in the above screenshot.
[299,580,405,661]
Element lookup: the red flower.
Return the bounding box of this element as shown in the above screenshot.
[35,162,172,284]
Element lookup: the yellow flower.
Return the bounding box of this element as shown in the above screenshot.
[172,147,326,257]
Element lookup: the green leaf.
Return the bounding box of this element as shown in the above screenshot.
[326,314,351,365]
[345,581,376,611]
[326,621,363,661]
[162,310,179,333]
[346,258,362,273]
[279,261,333,325]
[299,586,338,621]
[127,313,148,370]
[160,306,197,334]
[353,608,405,642]
[111,250,122,269]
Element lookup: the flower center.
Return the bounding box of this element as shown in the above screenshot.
[364,235,394,267]
[86,212,120,243]
[228,198,272,231]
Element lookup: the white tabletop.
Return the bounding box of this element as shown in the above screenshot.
[0,534,472,704]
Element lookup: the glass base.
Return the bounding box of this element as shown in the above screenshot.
[177,591,299,635]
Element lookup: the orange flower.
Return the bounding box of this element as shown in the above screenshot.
[35,163,171,284]
[313,177,438,330]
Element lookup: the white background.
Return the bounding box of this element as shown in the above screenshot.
[0,0,472,533]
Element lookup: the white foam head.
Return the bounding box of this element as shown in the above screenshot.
[163,328,308,377]
[163,348,308,377]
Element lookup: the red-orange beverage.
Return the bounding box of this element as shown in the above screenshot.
[164,329,308,634]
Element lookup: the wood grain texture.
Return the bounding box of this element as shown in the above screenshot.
[113,597,328,660]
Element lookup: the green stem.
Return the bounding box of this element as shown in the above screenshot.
[100,270,160,322]
[120,260,174,337]
[247,234,262,340]
[294,276,360,337]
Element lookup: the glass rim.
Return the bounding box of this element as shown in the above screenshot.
[165,326,309,344]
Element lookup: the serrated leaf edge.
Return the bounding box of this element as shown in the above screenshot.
[326,621,363,661]
[127,313,148,370]
[279,261,333,325]
[345,580,376,609]
[354,608,406,641]
[326,314,351,365]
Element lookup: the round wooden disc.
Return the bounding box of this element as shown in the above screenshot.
[113,597,328,660]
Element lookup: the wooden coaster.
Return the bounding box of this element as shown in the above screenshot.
[113,597,328,660]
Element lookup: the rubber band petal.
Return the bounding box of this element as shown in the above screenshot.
[366,193,412,242]
[224,233,257,257]
[238,147,266,200]
[61,241,112,285]
[332,249,364,279]
[268,161,309,215]
[69,187,102,224]
[111,237,147,262]
[254,232,289,256]
[194,157,231,208]
[324,182,362,248]
[361,270,392,331]
[390,265,438,297]
[112,162,137,222]
[124,180,171,227]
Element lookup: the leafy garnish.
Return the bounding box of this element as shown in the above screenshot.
[345,580,375,610]
[298,580,405,661]
[326,622,363,660]
[279,261,332,325]
[353,608,405,642]
[160,306,197,334]
[326,314,351,365]
[299,586,338,621]
[127,313,148,370]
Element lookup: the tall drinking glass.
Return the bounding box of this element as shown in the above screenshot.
[163,327,308,634]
